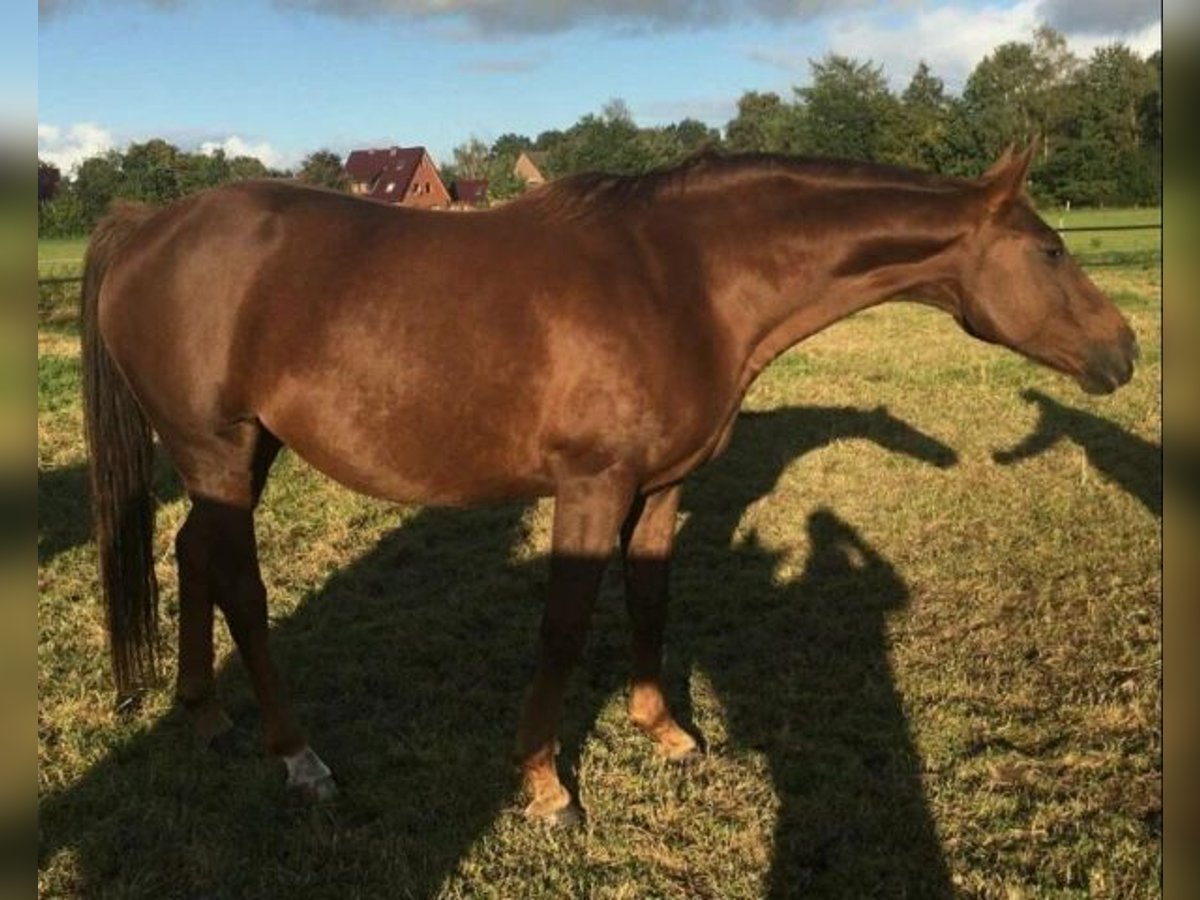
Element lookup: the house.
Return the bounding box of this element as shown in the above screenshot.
[513,151,549,187]
[344,146,451,209]
[450,179,489,209]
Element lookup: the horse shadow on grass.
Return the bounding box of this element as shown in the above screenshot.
[992,388,1162,517]
[40,405,956,898]
[38,450,184,565]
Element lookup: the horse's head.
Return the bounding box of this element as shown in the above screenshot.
[947,145,1138,395]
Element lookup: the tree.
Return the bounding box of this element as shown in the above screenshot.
[37,138,286,236]
[796,55,901,163]
[38,181,87,238]
[121,138,184,205]
[896,61,952,171]
[38,161,61,204]
[664,118,720,154]
[547,99,656,175]
[491,132,533,160]
[956,27,1077,181]
[228,155,272,181]
[1138,50,1162,151]
[1055,43,1158,204]
[451,137,491,180]
[485,155,526,202]
[1138,50,1162,197]
[297,149,349,190]
[177,147,231,196]
[72,151,125,227]
[724,91,804,153]
[602,97,634,125]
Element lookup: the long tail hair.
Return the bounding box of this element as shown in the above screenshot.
[80,201,161,698]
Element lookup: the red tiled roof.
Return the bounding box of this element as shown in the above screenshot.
[451,179,489,205]
[344,146,428,201]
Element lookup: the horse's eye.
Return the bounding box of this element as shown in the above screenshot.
[1044,245,1064,260]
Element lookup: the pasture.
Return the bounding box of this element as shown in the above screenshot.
[38,246,1161,895]
[37,238,88,280]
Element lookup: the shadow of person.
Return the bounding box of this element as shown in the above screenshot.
[40,404,955,897]
[992,388,1162,517]
[668,408,956,897]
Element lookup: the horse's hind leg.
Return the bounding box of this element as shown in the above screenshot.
[173,426,335,799]
[174,430,279,744]
[175,508,232,744]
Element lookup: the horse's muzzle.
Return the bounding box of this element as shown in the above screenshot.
[1079,327,1139,395]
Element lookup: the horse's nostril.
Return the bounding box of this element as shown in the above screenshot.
[1119,325,1139,361]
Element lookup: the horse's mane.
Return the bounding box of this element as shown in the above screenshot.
[515,150,970,220]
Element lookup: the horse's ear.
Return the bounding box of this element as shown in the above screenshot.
[982,143,1017,180]
[982,141,1036,211]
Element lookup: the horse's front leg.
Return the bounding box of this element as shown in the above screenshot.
[517,469,635,825]
[620,485,699,760]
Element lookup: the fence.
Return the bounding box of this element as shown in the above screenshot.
[1055,222,1161,268]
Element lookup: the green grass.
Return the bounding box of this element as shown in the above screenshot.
[38,237,90,261]
[1037,207,1161,269]
[38,267,1161,898]
[38,237,89,280]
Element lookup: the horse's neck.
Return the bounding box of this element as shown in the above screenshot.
[689,178,968,390]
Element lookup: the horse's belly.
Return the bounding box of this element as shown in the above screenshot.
[259,391,554,507]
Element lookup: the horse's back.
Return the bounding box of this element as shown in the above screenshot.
[97,180,733,503]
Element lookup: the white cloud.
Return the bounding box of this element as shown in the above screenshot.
[37,122,115,173]
[826,0,1042,90]
[38,124,296,173]
[818,0,1160,91]
[1065,18,1160,59]
[198,135,291,169]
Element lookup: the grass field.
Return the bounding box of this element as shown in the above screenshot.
[38,252,1161,895]
[37,238,89,280]
[1045,207,1161,269]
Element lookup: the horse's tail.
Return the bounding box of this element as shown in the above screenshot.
[81,201,161,699]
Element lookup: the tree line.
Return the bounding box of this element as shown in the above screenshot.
[39,26,1159,238]
[36,143,348,238]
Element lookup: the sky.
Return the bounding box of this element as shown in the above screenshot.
[36,0,1161,174]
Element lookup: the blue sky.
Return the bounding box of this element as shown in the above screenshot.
[37,0,1161,173]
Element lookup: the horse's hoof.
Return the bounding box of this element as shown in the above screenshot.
[657,729,702,764]
[294,773,338,803]
[552,801,585,828]
[283,745,336,802]
[529,800,584,828]
[666,745,703,766]
[523,791,585,828]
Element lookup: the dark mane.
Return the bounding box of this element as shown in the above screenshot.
[517,150,970,220]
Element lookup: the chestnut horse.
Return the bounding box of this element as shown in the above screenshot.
[81,146,1136,824]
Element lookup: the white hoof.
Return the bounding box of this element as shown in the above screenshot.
[283,745,336,800]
